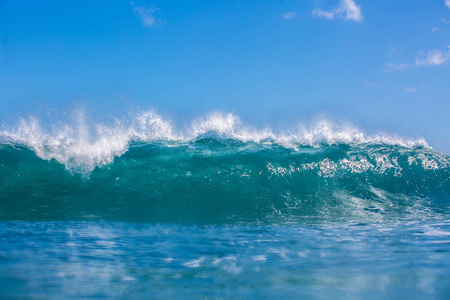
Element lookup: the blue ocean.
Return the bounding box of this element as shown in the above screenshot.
[1,112,449,299]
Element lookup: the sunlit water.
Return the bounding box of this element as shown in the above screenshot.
[1,113,449,298]
[1,221,450,299]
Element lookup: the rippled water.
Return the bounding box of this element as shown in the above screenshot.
[1,114,449,298]
[1,221,450,299]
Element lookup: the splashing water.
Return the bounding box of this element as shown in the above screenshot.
[0,110,430,175]
[1,110,450,299]
[0,110,447,224]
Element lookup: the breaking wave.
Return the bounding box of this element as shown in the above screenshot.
[0,110,430,174]
[0,111,448,224]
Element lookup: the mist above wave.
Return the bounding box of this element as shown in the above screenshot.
[0,110,430,174]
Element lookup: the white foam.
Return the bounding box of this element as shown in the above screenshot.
[190,112,275,143]
[130,111,179,141]
[1,115,130,175]
[0,110,179,175]
[188,113,430,148]
[191,112,241,136]
[0,110,434,174]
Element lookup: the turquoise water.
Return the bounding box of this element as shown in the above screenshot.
[1,139,448,224]
[1,221,450,299]
[1,115,450,298]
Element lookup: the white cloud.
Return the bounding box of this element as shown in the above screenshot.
[281,11,299,20]
[383,63,409,73]
[131,2,162,27]
[384,49,450,73]
[432,28,438,33]
[339,0,363,22]
[404,87,418,93]
[312,0,363,22]
[415,50,449,66]
[445,0,450,8]
[312,9,335,20]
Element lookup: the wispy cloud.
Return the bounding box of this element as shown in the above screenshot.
[432,28,439,33]
[415,50,449,66]
[384,49,450,72]
[404,87,418,93]
[131,1,163,28]
[281,11,299,20]
[312,0,363,23]
[445,0,450,8]
[312,9,335,20]
[383,63,409,73]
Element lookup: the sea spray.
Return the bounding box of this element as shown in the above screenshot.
[0,112,448,224]
[1,111,450,299]
[0,110,430,174]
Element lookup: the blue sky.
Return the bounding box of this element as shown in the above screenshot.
[1,0,450,152]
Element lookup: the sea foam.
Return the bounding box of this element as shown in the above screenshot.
[0,110,430,174]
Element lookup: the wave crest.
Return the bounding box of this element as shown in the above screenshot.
[0,111,431,174]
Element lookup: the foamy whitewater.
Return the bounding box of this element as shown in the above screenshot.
[0,110,431,174]
[1,111,449,298]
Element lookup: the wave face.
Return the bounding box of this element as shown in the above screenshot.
[0,112,449,224]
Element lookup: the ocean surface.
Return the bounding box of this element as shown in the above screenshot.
[1,112,449,298]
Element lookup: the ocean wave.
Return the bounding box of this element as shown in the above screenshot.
[0,116,448,224]
[0,110,431,174]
